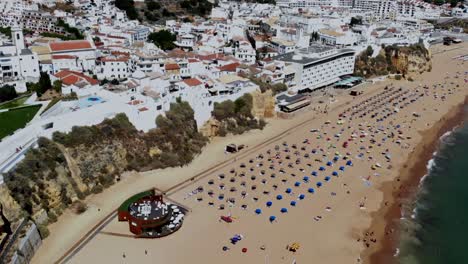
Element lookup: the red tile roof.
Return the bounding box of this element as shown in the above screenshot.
[54,70,99,86]
[49,40,93,52]
[183,78,203,87]
[61,75,81,86]
[218,62,240,72]
[101,56,129,62]
[165,63,180,71]
[52,55,77,60]
[196,53,224,61]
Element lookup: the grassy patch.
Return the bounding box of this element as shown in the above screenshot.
[0,105,41,139]
[0,96,29,110]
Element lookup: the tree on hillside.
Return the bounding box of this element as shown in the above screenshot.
[31,72,53,97]
[366,46,374,57]
[115,0,139,20]
[350,17,363,27]
[57,19,84,39]
[211,93,265,136]
[53,80,62,93]
[146,0,161,10]
[148,30,176,51]
[0,84,17,103]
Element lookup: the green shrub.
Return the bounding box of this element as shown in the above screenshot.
[74,201,87,214]
[48,211,57,223]
[91,185,103,194]
[37,224,50,239]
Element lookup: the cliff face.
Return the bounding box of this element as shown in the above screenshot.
[407,52,432,74]
[1,101,208,229]
[0,186,22,229]
[355,44,432,78]
[251,90,276,119]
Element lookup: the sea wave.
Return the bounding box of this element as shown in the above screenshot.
[398,122,468,263]
[426,159,436,172]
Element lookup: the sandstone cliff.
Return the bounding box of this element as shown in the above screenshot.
[355,44,432,78]
[1,101,208,230]
[251,90,276,119]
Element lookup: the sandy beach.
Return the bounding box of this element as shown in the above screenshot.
[31,43,468,264]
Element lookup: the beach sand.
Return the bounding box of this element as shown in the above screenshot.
[31,43,468,264]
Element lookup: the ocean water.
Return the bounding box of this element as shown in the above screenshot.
[398,115,468,264]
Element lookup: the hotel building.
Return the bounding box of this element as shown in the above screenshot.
[275,45,355,92]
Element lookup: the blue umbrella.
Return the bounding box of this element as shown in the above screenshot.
[280,207,288,213]
[218,195,224,200]
[269,216,276,222]
[298,194,305,200]
[286,188,292,194]
[346,160,353,166]
[312,149,317,153]
[332,171,338,176]
[339,166,345,171]
[294,181,301,187]
[333,156,339,161]
[266,201,273,207]
[317,182,323,187]
[326,161,333,166]
[255,209,262,214]
[290,201,297,206]
[319,166,325,171]
[324,176,331,182]
[276,194,283,200]
[311,171,318,176]
[303,176,310,182]
[308,188,315,193]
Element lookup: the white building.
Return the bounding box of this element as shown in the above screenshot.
[174,34,196,50]
[276,0,339,8]
[0,26,40,83]
[48,40,97,72]
[97,56,131,80]
[235,40,256,65]
[269,38,296,54]
[51,55,80,74]
[354,0,395,19]
[318,29,358,46]
[275,45,355,92]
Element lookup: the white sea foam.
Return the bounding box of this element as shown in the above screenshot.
[419,174,428,184]
[426,159,436,171]
[440,131,452,140]
[411,207,417,219]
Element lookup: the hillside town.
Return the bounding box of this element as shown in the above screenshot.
[0,0,467,263]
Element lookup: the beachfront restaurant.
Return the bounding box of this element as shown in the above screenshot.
[276,92,311,113]
[279,98,311,113]
[333,76,363,89]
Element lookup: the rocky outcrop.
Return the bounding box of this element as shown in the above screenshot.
[251,90,276,118]
[407,53,432,74]
[200,118,221,138]
[2,101,208,230]
[355,44,431,78]
[0,186,22,231]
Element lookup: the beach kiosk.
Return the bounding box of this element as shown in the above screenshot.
[118,190,186,238]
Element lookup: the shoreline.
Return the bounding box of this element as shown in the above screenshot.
[365,96,468,264]
[29,43,468,264]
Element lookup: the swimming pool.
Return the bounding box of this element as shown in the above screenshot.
[77,96,105,108]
